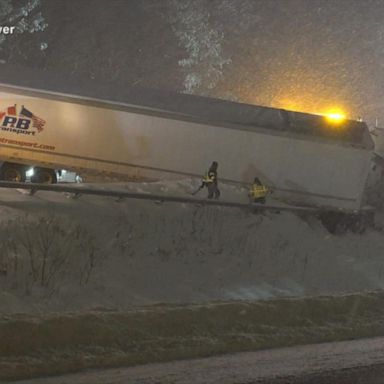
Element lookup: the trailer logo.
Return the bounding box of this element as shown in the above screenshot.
[0,104,46,136]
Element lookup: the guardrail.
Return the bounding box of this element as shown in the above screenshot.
[0,181,325,213]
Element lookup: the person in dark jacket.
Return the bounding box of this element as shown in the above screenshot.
[192,161,221,199]
[206,161,220,199]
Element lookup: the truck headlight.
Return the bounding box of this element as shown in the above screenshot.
[26,168,34,177]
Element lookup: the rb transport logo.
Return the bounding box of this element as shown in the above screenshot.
[0,104,46,136]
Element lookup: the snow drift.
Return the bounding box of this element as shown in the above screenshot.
[0,179,384,314]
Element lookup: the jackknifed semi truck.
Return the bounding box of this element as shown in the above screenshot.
[0,67,375,211]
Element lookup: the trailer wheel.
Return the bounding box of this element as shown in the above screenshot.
[31,168,57,184]
[0,163,26,182]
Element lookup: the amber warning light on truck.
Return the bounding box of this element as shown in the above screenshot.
[324,109,346,124]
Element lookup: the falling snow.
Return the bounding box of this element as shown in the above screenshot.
[1,0,384,124]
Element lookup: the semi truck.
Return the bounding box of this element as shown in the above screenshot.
[0,66,375,211]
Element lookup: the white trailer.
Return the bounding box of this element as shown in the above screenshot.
[0,73,374,211]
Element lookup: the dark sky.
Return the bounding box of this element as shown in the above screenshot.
[2,0,384,124]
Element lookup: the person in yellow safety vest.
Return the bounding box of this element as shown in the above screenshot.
[249,177,268,204]
[205,161,220,199]
[192,161,221,199]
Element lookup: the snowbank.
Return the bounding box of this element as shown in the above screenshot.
[0,179,384,313]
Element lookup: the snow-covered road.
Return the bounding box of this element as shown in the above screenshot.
[14,337,384,384]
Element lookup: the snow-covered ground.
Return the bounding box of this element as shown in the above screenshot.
[1,178,384,314]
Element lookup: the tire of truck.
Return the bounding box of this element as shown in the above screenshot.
[31,168,57,184]
[0,163,26,182]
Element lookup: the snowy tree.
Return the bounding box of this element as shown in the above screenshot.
[168,0,231,94]
[0,0,48,58]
